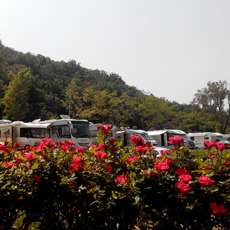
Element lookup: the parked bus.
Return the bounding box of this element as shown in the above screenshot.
[0,120,49,148]
[37,115,91,149]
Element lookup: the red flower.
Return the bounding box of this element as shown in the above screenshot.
[75,147,85,155]
[15,157,23,164]
[161,149,171,154]
[98,124,113,133]
[175,181,191,194]
[204,140,217,149]
[154,161,170,171]
[136,145,147,153]
[216,142,226,151]
[14,142,20,148]
[199,175,213,186]
[34,175,42,182]
[98,144,105,149]
[0,144,4,150]
[126,156,140,163]
[179,174,192,182]
[109,138,116,144]
[71,157,83,171]
[168,136,183,145]
[95,151,107,159]
[66,140,74,145]
[175,168,189,176]
[104,164,113,173]
[130,135,145,146]
[210,202,227,215]
[144,169,158,176]
[115,175,129,184]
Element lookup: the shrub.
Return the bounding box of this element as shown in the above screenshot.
[0,128,230,229]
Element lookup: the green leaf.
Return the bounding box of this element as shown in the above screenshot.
[32,163,39,170]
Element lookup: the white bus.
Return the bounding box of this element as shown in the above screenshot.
[37,115,91,149]
[0,120,49,148]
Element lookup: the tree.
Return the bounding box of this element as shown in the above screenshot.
[192,80,230,133]
[1,68,31,120]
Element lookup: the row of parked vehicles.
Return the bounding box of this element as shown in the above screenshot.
[1,115,230,150]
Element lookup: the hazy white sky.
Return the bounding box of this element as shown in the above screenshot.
[1,0,230,104]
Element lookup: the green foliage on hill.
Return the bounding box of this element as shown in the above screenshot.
[0,40,230,133]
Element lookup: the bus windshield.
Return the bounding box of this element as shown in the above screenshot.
[71,121,91,138]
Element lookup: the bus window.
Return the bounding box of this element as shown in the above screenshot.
[20,128,49,138]
[52,125,71,138]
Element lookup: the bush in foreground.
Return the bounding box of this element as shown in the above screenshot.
[0,126,230,229]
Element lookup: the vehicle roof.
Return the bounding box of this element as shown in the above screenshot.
[0,121,49,128]
[148,129,186,135]
[187,132,219,137]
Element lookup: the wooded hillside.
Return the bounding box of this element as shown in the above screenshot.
[1,41,230,133]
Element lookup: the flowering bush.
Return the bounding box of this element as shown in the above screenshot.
[0,133,230,229]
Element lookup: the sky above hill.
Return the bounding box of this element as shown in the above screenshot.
[1,0,230,104]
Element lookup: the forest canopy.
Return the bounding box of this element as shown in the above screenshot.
[0,40,230,133]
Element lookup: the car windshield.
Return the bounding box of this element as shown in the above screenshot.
[71,121,91,138]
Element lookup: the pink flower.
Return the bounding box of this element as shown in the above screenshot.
[130,135,145,146]
[175,181,191,194]
[115,175,129,184]
[75,147,85,155]
[168,136,183,145]
[154,161,170,171]
[175,168,189,176]
[14,142,20,148]
[95,151,107,159]
[179,174,192,182]
[210,202,227,215]
[216,142,226,151]
[199,175,214,186]
[24,153,36,162]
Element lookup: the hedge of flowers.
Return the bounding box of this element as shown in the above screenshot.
[0,125,230,229]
